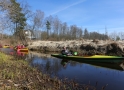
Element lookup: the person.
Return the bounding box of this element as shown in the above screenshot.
[61,46,68,55]
[61,46,72,56]
[21,44,25,49]
[61,59,69,67]
[16,44,21,49]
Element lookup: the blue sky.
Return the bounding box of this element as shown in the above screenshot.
[19,0,124,34]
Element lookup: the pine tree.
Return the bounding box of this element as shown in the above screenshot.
[9,0,26,38]
[46,20,51,39]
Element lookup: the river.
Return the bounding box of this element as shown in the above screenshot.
[1,48,124,90]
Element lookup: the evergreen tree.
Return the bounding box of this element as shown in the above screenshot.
[46,20,51,39]
[116,36,120,41]
[9,0,26,38]
[84,28,89,39]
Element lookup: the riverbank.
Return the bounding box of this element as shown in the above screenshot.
[28,40,124,56]
[0,52,97,90]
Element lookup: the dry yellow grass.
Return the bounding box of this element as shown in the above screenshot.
[0,52,97,90]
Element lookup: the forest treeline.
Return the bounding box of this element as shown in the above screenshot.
[0,0,123,43]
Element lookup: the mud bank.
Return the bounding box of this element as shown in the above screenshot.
[28,40,124,56]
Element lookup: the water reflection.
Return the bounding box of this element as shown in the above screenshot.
[27,52,124,90]
[61,59,124,71]
[1,48,124,90]
[27,51,124,72]
[32,58,62,76]
[0,48,29,60]
[61,59,68,67]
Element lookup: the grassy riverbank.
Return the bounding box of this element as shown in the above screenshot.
[0,52,98,90]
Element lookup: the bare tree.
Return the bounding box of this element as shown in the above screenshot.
[29,10,44,39]
[70,25,78,39]
[61,22,68,37]
[30,10,44,30]
[109,31,117,40]
[53,16,60,36]
[121,32,124,40]
[76,28,83,39]
[118,32,124,40]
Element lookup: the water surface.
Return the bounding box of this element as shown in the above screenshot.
[27,52,124,90]
[0,48,124,90]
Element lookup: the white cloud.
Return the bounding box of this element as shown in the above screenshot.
[51,0,86,15]
[25,0,124,34]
